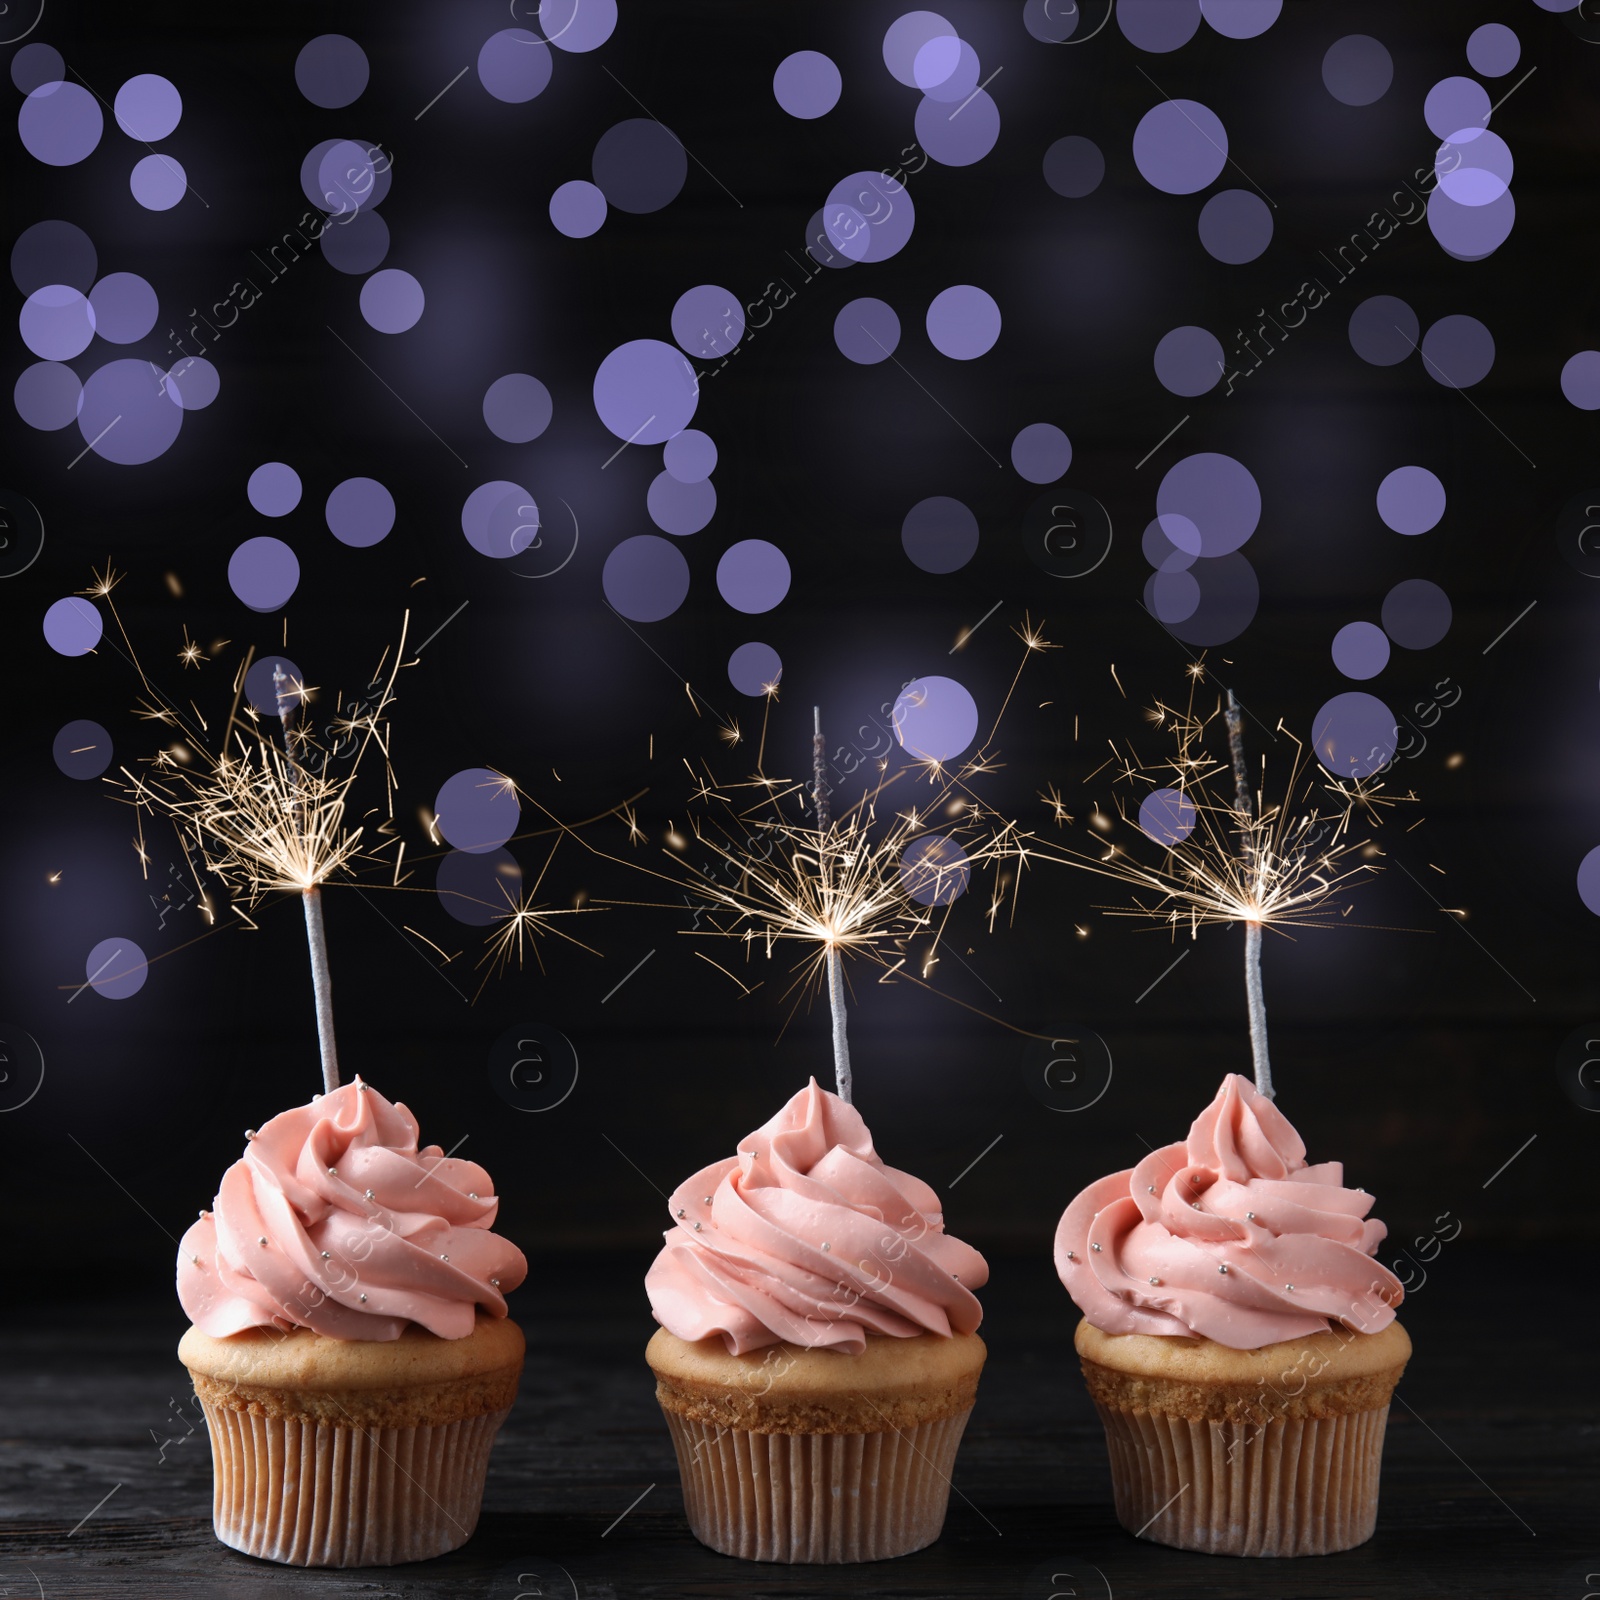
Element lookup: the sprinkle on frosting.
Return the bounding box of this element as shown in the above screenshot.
[177,1080,526,1341]
[1054,1073,1402,1350]
[646,1077,988,1356]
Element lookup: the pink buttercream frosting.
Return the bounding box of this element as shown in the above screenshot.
[646,1078,988,1356]
[1054,1074,1402,1350]
[177,1078,527,1340]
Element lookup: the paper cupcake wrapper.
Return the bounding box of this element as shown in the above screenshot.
[197,1398,509,1566]
[1093,1399,1391,1557]
[659,1406,973,1564]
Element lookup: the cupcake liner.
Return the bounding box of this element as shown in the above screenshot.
[1093,1398,1391,1557]
[660,1405,974,1563]
[197,1397,509,1566]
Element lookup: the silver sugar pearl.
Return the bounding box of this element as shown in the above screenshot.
[257,1236,267,1247]
[1091,1242,1102,1252]
[1147,1185,1156,1193]
[364,1189,375,1200]
[693,1222,703,1231]
[1246,1211,1257,1220]
[359,1293,367,1303]
[356,1082,368,1092]
[702,1196,712,1204]
[244,1129,257,1140]
[440,1254,449,1262]
[1149,1276,1161,1285]
[1219,1264,1229,1274]
[1285,1283,1296,1292]
[1065,1250,1076,1261]
[468,1192,479,1201]
[821,1242,831,1252]
[320,1251,331,1260]
[328,1166,338,1176]
[490,1277,501,1288]
[675,1208,686,1219]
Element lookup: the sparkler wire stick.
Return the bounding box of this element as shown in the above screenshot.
[274,664,340,1094]
[1225,690,1271,1100]
[813,707,853,1104]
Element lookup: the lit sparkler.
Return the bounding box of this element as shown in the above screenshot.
[1051,670,1415,1098]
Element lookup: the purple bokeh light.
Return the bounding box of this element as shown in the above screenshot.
[672,284,744,359]
[325,477,395,547]
[1322,35,1392,106]
[926,285,1000,359]
[1436,127,1512,206]
[1420,314,1494,387]
[19,82,103,166]
[1466,23,1519,77]
[893,675,979,764]
[303,138,391,215]
[130,154,187,210]
[902,496,979,574]
[113,74,182,140]
[1023,0,1080,42]
[1560,351,1600,410]
[438,848,522,926]
[1146,568,1200,623]
[1331,621,1389,679]
[664,430,716,482]
[247,462,302,517]
[915,88,1000,167]
[1198,188,1273,263]
[88,272,157,344]
[833,297,901,363]
[1347,294,1417,366]
[1138,787,1198,845]
[1157,452,1260,556]
[11,43,63,94]
[824,170,915,262]
[899,835,970,907]
[1424,76,1490,140]
[1200,0,1282,39]
[477,29,553,103]
[1312,692,1397,780]
[593,119,686,214]
[1148,551,1259,645]
[360,268,424,333]
[53,719,112,780]
[647,471,717,536]
[549,179,607,237]
[773,50,841,118]
[43,597,103,657]
[243,656,303,714]
[435,769,520,855]
[1375,465,1445,535]
[717,540,790,614]
[483,373,553,442]
[1042,135,1105,198]
[86,937,148,1000]
[15,361,81,430]
[921,38,980,102]
[12,220,96,294]
[1132,98,1227,194]
[461,481,538,560]
[1143,517,1197,572]
[320,210,390,274]
[1381,579,1452,649]
[1154,325,1224,395]
[1578,847,1600,917]
[228,537,300,612]
[1427,185,1514,260]
[728,641,782,696]
[593,339,698,444]
[295,34,369,108]
[1011,423,1072,484]
[1118,0,1202,52]
[540,0,618,53]
[164,356,219,410]
[78,358,182,463]
[883,12,958,87]
[20,285,94,361]
[602,534,690,623]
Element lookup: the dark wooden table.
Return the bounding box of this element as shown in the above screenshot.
[2,1247,1591,1599]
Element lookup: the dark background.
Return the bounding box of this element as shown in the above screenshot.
[1,0,1596,1486]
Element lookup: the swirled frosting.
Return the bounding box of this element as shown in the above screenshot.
[646,1078,988,1356]
[177,1078,527,1340]
[1054,1074,1402,1349]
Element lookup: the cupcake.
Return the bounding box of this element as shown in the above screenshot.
[176,1076,527,1566]
[645,1077,988,1564]
[1054,1073,1409,1557]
